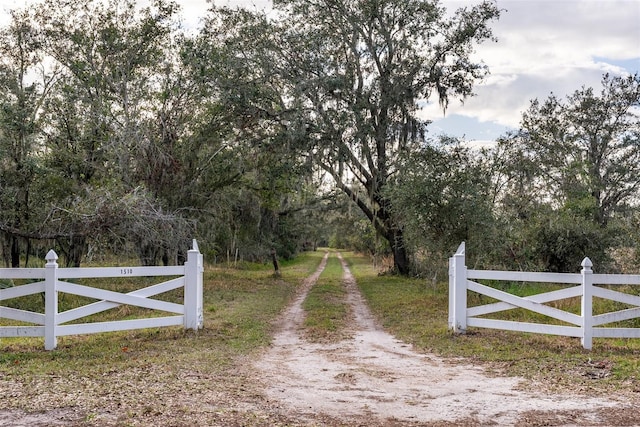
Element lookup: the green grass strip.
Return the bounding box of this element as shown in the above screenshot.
[302,253,350,343]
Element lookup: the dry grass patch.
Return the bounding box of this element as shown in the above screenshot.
[0,252,325,425]
[346,252,640,398]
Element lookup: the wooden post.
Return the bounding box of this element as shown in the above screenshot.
[184,240,203,330]
[581,257,594,350]
[44,250,59,350]
[449,242,467,333]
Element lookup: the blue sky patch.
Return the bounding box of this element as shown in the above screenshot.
[428,114,514,143]
[593,56,640,74]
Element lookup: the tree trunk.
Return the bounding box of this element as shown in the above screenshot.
[390,228,410,275]
[138,244,160,266]
[338,178,412,275]
[69,235,87,267]
[374,195,411,275]
[11,235,20,268]
[56,235,88,267]
[271,247,280,276]
[1,233,9,268]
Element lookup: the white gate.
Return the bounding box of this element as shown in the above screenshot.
[0,240,203,350]
[449,242,640,350]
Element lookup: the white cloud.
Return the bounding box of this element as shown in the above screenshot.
[1,0,637,141]
[0,0,270,30]
[423,0,640,134]
[210,0,271,8]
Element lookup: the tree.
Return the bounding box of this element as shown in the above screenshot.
[0,0,330,267]
[515,73,640,227]
[488,73,640,272]
[31,0,186,265]
[387,137,496,273]
[0,9,55,267]
[203,0,501,274]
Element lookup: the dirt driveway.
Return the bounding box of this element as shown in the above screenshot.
[254,252,638,426]
[2,252,639,426]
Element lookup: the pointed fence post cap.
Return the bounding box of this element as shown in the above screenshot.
[46,250,58,264]
[581,257,593,270]
[455,242,465,256]
[191,239,199,252]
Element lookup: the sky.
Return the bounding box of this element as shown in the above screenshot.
[426,0,640,144]
[1,0,639,144]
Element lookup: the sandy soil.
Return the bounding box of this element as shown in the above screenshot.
[254,252,637,426]
[2,252,639,426]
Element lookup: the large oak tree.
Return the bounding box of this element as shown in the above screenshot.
[203,0,501,274]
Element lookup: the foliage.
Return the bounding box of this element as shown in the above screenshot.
[0,9,51,267]
[326,192,390,257]
[201,0,501,274]
[0,0,321,266]
[504,206,614,272]
[488,74,640,272]
[0,0,637,277]
[515,73,640,228]
[386,137,496,274]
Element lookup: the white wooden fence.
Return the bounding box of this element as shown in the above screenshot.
[0,240,203,350]
[449,242,640,350]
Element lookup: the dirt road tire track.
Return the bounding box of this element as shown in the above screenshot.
[255,252,635,426]
[2,251,638,426]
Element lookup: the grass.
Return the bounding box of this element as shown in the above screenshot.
[347,253,640,393]
[2,248,640,421]
[0,251,324,420]
[302,252,350,342]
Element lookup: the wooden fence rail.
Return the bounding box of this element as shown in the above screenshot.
[0,240,203,350]
[449,242,640,350]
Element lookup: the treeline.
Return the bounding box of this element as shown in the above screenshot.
[0,0,638,275]
[0,0,327,267]
[337,71,640,275]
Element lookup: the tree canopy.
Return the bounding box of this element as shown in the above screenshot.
[200,0,501,273]
[0,0,639,277]
[518,74,640,227]
[488,73,640,272]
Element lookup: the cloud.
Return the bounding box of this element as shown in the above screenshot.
[422,0,640,135]
[209,0,271,10]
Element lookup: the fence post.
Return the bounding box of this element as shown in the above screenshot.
[184,239,203,330]
[196,241,203,329]
[44,250,59,351]
[448,255,454,329]
[581,257,593,350]
[449,242,467,333]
